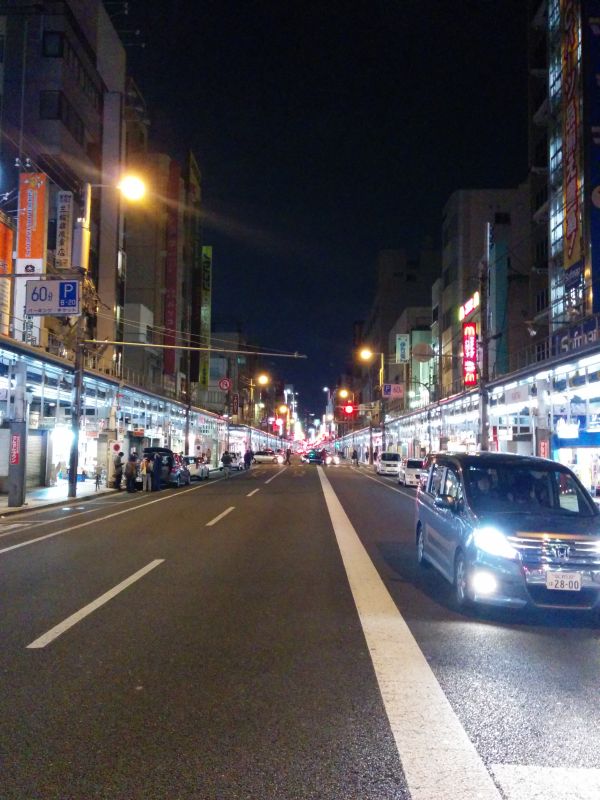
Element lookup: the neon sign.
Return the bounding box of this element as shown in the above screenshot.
[462,321,478,386]
[458,291,480,321]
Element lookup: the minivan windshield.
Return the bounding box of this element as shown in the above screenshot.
[464,463,597,518]
[406,459,422,469]
[381,453,400,461]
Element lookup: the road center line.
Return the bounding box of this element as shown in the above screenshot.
[26,559,164,649]
[246,489,260,497]
[206,506,235,526]
[264,468,286,485]
[317,467,501,800]
[0,484,205,556]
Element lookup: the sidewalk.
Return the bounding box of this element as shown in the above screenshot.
[0,478,115,516]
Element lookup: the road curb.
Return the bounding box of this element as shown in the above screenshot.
[0,487,116,517]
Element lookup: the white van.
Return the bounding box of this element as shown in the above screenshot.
[398,457,423,486]
[376,452,401,476]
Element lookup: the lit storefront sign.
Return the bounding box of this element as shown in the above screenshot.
[458,291,480,321]
[583,0,600,311]
[462,321,478,386]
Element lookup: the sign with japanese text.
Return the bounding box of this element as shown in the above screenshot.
[164,162,181,377]
[462,321,478,387]
[25,279,80,316]
[199,245,212,390]
[55,191,73,269]
[395,334,410,364]
[561,0,583,271]
[14,173,48,344]
[458,291,480,321]
[10,434,20,465]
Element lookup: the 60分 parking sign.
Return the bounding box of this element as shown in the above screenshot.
[25,279,81,316]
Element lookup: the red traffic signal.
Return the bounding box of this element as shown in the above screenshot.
[343,404,355,415]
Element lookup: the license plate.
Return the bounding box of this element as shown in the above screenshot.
[545,571,582,591]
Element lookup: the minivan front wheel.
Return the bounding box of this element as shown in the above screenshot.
[416,526,429,568]
[454,551,471,608]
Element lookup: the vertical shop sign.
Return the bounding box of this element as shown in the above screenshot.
[0,213,14,335]
[188,154,204,382]
[395,333,410,364]
[55,191,73,269]
[14,173,48,344]
[561,0,584,271]
[199,245,212,390]
[462,321,478,387]
[164,162,181,377]
[10,434,20,465]
[583,0,600,311]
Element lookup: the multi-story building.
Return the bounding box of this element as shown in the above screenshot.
[1,0,127,369]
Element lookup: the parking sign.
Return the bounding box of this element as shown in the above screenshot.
[25,280,80,316]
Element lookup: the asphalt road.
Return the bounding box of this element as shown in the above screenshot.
[0,462,599,800]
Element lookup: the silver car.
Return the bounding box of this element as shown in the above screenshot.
[415,452,600,613]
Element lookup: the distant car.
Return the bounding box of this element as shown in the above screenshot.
[143,447,191,487]
[416,452,600,612]
[253,450,284,464]
[302,449,326,465]
[398,457,423,486]
[182,455,210,481]
[376,452,401,476]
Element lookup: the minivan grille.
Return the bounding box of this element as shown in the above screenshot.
[509,534,600,568]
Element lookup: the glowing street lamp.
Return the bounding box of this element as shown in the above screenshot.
[117,174,146,201]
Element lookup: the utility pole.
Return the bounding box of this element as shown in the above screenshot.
[8,361,27,506]
[479,258,490,451]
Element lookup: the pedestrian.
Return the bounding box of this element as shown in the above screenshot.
[113,451,124,491]
[243,448,253,469]
[125,454,137,493]
[221,450,233,478]
[140,454,152,492]
[351,448,358,466]
[285,447,292,465]
[95,462,102,490]
[152,452,162,491]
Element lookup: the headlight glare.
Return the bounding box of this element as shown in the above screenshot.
[472,526,517,559]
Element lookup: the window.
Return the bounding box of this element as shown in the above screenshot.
[39,90,61,119]
[43,31,64,57]
[429,464,444,496]
[39,91,84,145]
[536,288,549,314]
[444,469,462,500]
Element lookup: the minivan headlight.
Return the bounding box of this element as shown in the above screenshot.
[472,526,517,559]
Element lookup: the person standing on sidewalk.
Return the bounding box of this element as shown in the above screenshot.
[140,455,152,492]
[152,453,162,491]
[125,454,137,493]
[221,451,233,478]
[113,452,124,491]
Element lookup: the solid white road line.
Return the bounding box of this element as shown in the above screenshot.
[206,506,235,527]
[317,467,501,800]
[264,468,286,485]
[355,468,416,498]
[0,484,206,556]
[26,559,164,649]
[490,764,600,800]
[246,489,260,497]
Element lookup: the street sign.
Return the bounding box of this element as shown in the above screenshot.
[218,378,232,391]
[382,383,404,398]
[25,279,80,316]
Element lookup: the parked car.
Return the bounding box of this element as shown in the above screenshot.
[253,449,284,464]
[143,447,191,487]
[415,452,600,612]
[376,452,401,476]
[398,457,423,486]
[301,449,328,465]
[182,455,210,481]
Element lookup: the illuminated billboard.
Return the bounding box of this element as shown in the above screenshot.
[462,321,478,387]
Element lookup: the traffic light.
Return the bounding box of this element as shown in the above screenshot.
[343,404,355,416]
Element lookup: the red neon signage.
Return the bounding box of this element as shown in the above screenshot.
[462,321,478,386]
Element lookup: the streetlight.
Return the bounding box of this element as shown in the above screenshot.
[358,347,387,463]
[68,174,146,498]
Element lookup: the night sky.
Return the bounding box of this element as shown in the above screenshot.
[125,0,529,414]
